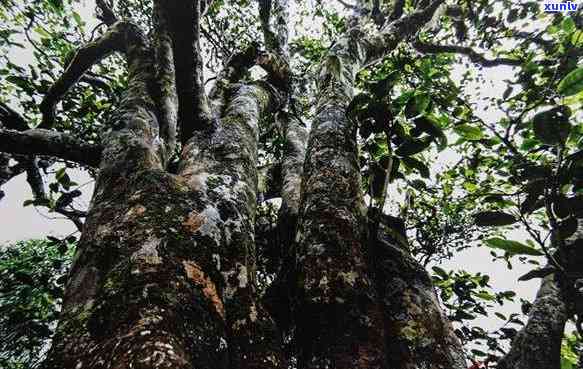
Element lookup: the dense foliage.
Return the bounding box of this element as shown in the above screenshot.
[0,239,73,369]
[1,0,583,368]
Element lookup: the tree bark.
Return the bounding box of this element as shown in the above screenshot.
[178,80,286,368]
[293,6,387,367]
[25,1,490,368]
[41,7,288,365]
[496,274,568,369]
[372,217,466,369]
[293,2,459,368]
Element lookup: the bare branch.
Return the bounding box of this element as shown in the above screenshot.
[39,21,139,129]
[412,40,524,67]
[161,0,213,143]
[0,129,102,167]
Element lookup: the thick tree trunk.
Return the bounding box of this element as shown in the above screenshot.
[178,81,285,368]
[42,24,285,369]
[38,1,469,368]
[496,275,568,369]
[293,10,388,365]
[496,221,583,369]
[372,217,466,369]
[293,2,460,368]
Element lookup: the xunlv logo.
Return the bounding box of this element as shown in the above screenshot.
[544,1,579,12]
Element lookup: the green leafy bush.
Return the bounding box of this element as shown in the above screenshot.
[0,239,73,369]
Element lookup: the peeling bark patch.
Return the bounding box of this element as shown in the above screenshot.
[131,238,163,268]
[127,204,146,217]
[183,211,204,233]
[182,261,225,319]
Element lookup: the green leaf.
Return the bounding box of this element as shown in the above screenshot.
[495,312,507,320]
[414,115,447,150]
[401,156,430,178]
[414,93,431,114]
[403,92,430,118]
[47,0,64,13]
[454,124,484,141]
[503,86,513,100]
[532,106,572,145]
[34,26,51,39]
[72,11,84,28]
[474,291,496,301]
[558,68,583,96]
[484,237,543,256]
[395,138,432,156]
[474,211,517,227]
[561,17,576,33]
[572,30,583,46]
[432,266,449,279]
[55,167,66,181]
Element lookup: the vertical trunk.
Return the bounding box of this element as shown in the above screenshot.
[42,19,285,368]
[294,2,453,368]
[178,81,285,368]
[498,222,583,369]
[262,111,307,335]
[496,275,568,369]
[277,112,306,254]
[42,24,232,368]
[372,217,466,369]
[294,18,387,368]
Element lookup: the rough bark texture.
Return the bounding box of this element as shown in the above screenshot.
[277,111,306,257]
[292,2,459,368]
[294,9,387,367]
[496,275,568,369]
[373,217,466,369]
[40,22,217,369]
[495,221,583,369]
[2,1,495,368]
[0,129,102,167]
[41,10,286,365]
[178,81,285,369]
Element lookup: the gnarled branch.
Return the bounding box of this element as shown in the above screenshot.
[412,40,524,67]
[364,0,445,65]
[39,21,141,129]
[0,129,102,167]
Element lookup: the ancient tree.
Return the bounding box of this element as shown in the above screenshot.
[0,0,582,368]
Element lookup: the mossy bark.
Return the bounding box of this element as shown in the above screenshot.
[42,30,284,369]
[294,18,387,368]
[496,275,567,369]
[373,221,466,369]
